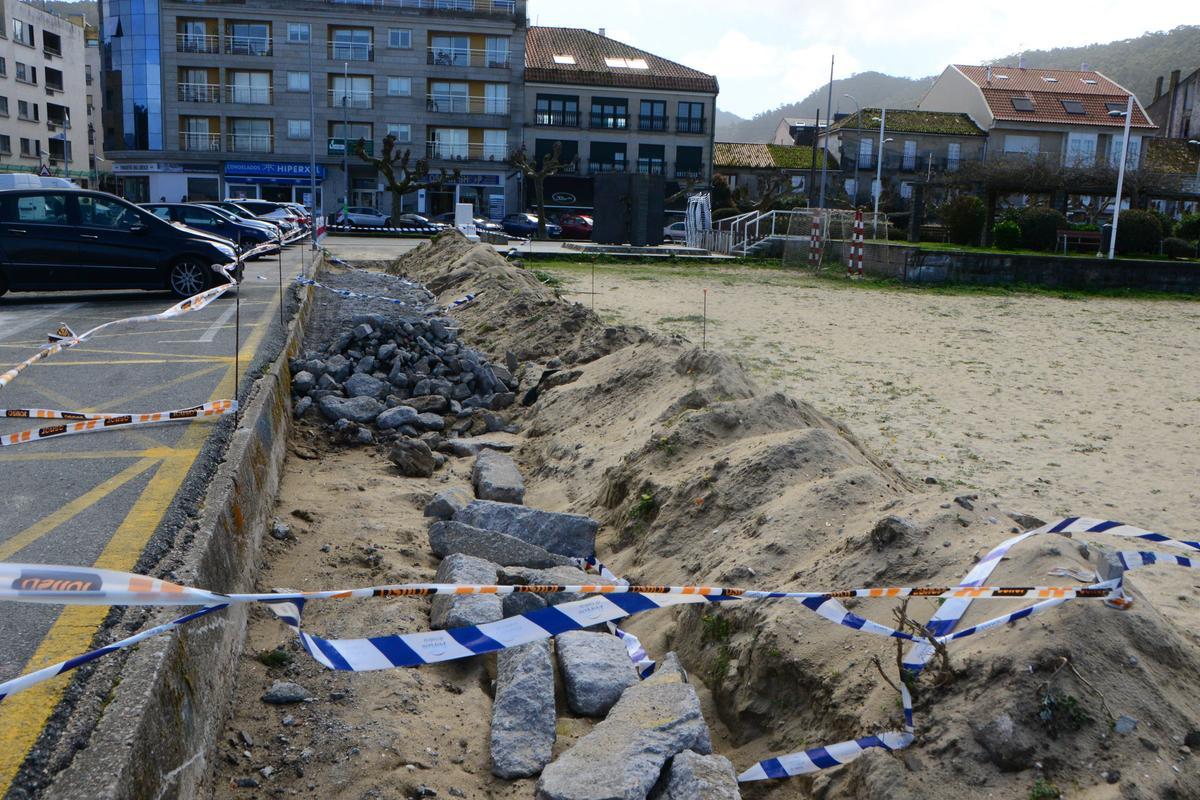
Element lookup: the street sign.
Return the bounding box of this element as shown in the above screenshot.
[38,165,51,177]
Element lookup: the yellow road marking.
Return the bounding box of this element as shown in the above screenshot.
[0,281,285,793]
[38,359,234,366]
[0,448,200,464]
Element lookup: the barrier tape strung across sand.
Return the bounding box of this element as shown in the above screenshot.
[305,261,479,312]
[0,517,1191,781]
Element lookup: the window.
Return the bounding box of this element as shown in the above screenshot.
[287,119,311,139]
[0,97,7,117]
[534,138,578,169]
[1040,76,1058,83]
[229,118,273,153]
[147,206,173,221]
[78,195,141,230]
[535,94,579,127]
[2,192,68,223]
[430,35,469,67]
[226,22,271,56]
[484,37,509,67]
[482,129,506,160]
[1003,134,1041,156]
[552,54,575,65]
[429,80,468,112]
[287,22,310,43]
[902,140,917,171]
[1109,135,1141,170]
[857,136,873,167]
[1065,132,1097,167]
[287,71,310,92]
[604,57,648,69]
[0,135,9,154]
[180,207,218,226]
[18,137,39,157]
[429,127,468,159]
[947,142,961,171]
[590,97,628,129]
[228,71,271,104]
[12,19,32,46]
[1060,99,1085,115]
[331,75,372,108]
[17,99,37,121]
[330,27,372,61]
[0,57,6,77]
[1081,78,1098,85]
[637,143,665,174]
[589,141,626,171]
[15,62,35,84]
[639,100,667,131]
[386,123,411,143]
[387,76,411,97]
[677,101,705,133]
[387,28,411,49]
[1011,97,1035,112]
[1105,101,1128,114]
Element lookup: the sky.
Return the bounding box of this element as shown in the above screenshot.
[526,1,1192,118]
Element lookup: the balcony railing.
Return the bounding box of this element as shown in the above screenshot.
[676,118,706,134]
[46,119,70,131]
[635,160,666,175]
[329,90,373,109]
[226,84,273,104]
[329,41,374,61]
[426,141,508,161]
[332,0,515,14]
[178,83,222,103]
[227,132,273,153]
[224,35,273,56]
[534,110,579,127]
[43,46,62,58]
[45,83,64,95]
[180,131,221,152]
[638,115,669,132]
[590,113,629,130]
[176,33,220,54]
[426,94,510,114]
[587,160,627,174]
[674,165,705,180]
[426,47,510,68]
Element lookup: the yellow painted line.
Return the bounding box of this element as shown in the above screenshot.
[0,279,287,793]
[39,359,233,366]
[86,364,227,413]
[0,448,200,464]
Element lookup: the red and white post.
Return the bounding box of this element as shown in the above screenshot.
[808,212,824,268]
[849,208,865,277]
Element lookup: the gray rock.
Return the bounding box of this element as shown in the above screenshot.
[317,372,341,392]
[425,487,474,520]
[491,640,556,778]
[262,681,312,705]
[1115,715,1138,735]
[388,439,436,478]
[429,521,574,569]
[491,392,517,410]
[659,751,740,799]
[472,451,526,504]
[954,495,976,511]
[270,520,292,540]
[304,359,326,377]
[355,356,376,375]
[291,370,316,394]
[869,516,918,549]
[410,395,450,414]
[490,363,515,387]
[644,652,688,686]
[455,501,599,559]
[325,354,351,381]
[536,682,712,800]
[352,323,373,340]
[293,396,312,418]
[501,565,605,606]
[556,632,640,717]
[505,350,519,373]
[377,405,420,430]
[345,373,387,399]
[440,439,514,458]
[1006,511,1046,531]
[318,395,384,424]
[430,554,503,630]
[416,412,446,431]
[972,713,1035,771]
[354,427,374,445]
[503,591,548,618]
[377,342,398,363]
[388,361,410,388]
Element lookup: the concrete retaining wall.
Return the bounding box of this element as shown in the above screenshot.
[44,284,313,800]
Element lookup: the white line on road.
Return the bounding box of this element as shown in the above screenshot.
[158,302,240,344]
[0,303,85,342]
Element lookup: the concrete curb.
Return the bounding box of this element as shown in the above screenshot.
[43,281,315,800]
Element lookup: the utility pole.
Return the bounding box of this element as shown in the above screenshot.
[1107,95,1134,261]
[817,54,834,210]
[308,33,318,241]
[342,61,350,209]
[873,108,889,238]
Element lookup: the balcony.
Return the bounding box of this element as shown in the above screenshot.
[426,94,509,115]
[635,160,666,175]
[179,131,221,152]
[178,83,222,103]
[225,35,273,57]
[176,33,220,54]
[587,160,627,174]
[226,85,273,104]
[329,90,373,109]
[331,0,516,16]
[676,118,706,134]
[46,118,71,131]
[227,132,273,153]
[674,165,705,180]
[590,113,629,130]
[426,141,507,161]
[329,42,374,61]
[426,47,510,69]
[534,110,579,128]
[638,115,669,132]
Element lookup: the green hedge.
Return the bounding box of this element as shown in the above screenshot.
[1115,209,1163,256]
[940,196,986,245]
[993,220,1021,250]
[1016,207,1068,251]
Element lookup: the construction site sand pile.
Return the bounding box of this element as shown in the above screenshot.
[393,233,1198,798]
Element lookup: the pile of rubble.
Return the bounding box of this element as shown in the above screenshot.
[422,448,742,800]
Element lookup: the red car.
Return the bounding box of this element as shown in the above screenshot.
[558,214,594,239]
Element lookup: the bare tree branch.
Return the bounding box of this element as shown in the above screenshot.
[507,142,579,240]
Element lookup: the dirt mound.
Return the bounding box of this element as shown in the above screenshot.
[385,231,651,365]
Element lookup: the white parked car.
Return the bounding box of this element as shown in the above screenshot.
[663,221,688,243]
[335,207,391,227]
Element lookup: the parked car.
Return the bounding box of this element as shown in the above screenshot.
[393,213,450,233]
[0,188,240,299]
[663,221,688,243]
[143,202,279,257]
[226,199,304,232]
[501,213,562,238]
[281,202,313,229]
[432,211,503,233]
[206,201,289,235]
[558,214,594,239]
[334,207,391,228]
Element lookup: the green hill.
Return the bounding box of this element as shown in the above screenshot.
[41,0,98,25]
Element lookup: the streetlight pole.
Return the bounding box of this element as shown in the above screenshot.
[308,33,318,246]
[817,54,834,210]
[872,108,890,237]
[342,61,350,211]
[842,93,860,208]
[1107,95,1134,261]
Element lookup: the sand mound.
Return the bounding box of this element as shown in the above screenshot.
[398,234,1200,799]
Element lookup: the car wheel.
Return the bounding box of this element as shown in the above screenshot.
[384,218,392,227]
[168,258,212,299]
[0,272,7,299]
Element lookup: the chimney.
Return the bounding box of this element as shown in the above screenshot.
[1155,75,1164,101]
[599,28,606,37]
[1170,69,1182,91]
[986,65,992,84]
[1018,53,1026,69]
[1081,61,1090,72]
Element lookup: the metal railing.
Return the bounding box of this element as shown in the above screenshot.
[426,47,511,68]
[224,35,273,56]
[46,118,70,130]
[329,41,374,61]
[426,94,510,114]
[329,89,373,109]
[675,166,704,180]
[426,141,508,161]
[587,160,627,173]
[179,131,221,152]
[332,0,515,13]
[226,84,273,104]
[227,132,273,153]
[676,118,706,134]
[178,83,222,103]
[533,110,579,127]
[638,115,669,132]
[635,160,666,175]
[176,33,220,54]
[590,113,629,130]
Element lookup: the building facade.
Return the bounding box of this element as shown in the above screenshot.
[100,0,526,216]
[1147,67,1199,140]
[0,0,91,184]
[521,27,717,217]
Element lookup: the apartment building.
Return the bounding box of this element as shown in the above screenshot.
[0,0,91,184]
[101,0,525,216]
[522,27,717,216]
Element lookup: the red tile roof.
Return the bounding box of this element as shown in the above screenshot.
[526,27,719,94]
[954,65,1156,130]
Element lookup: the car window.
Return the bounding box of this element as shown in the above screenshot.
[181,208,217,226]
[78,195,141,230]
[0,193,71,224]
[146,206,173,222]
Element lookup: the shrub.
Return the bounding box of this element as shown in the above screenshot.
[1016,207,1068,251]
[1149,208,1174,238]
[1115,209,1164,255]
[1163,237,1195,259]
[993,220,1022,250]
[711,175,733,209]
[1177,213,1200,241]
[941,195,986,245]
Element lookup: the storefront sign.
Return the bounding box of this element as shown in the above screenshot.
[224,162,327,180]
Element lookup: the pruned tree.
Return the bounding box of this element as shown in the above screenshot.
[508,143,579,240]
[354,134,458,224]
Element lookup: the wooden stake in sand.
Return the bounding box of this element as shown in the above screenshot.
[702,288,708,350]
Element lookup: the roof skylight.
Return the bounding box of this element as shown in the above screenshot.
[604,57,649,69]
[553,54,575,65]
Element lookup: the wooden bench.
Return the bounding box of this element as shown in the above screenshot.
[918,224,949,243]
[1057,229,1102,254]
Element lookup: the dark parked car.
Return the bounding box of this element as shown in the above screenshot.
[502,213,562,238]
[0,188,240,299]
[432,211,503,233]
[557,214,593,239]
[207,201,296,237]
[143,202,279,257]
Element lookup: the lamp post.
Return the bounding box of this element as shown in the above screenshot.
[871,108,892,237]
[842,93,860,207]
[342,61,350,211]
[1107,96,1134,261]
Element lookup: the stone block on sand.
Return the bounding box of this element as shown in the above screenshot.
[430,553,502,630]
[454,501,599,559]
[472,451,526,504]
